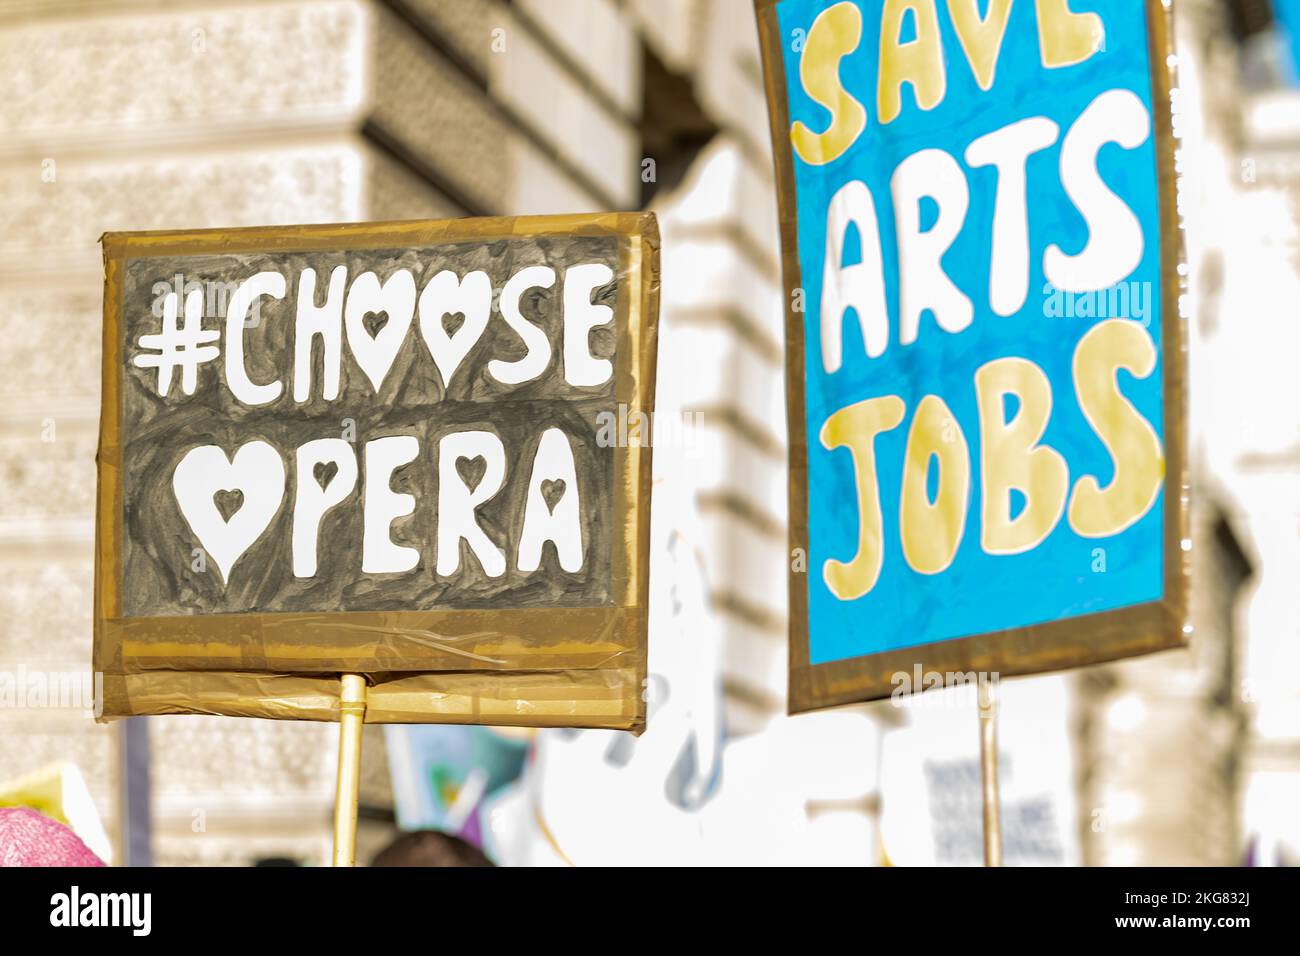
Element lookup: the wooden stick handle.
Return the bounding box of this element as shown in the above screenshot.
[332,673,368,867]
[978,677,1002,867]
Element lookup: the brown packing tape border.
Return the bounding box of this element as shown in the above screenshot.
[754,0,1190,712]
[95,213,658,732]
[99,668,643,731]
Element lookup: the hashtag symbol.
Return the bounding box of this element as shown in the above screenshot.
[133,288,220,396]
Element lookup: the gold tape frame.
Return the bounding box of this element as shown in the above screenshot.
[95,212,659,731]
[755,0,1189,712]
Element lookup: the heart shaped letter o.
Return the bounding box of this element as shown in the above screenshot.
[172,441,286,585]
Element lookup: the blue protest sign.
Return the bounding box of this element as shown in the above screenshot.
[756,0,1187,709]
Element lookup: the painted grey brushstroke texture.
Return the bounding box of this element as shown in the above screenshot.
[120,236,618,617]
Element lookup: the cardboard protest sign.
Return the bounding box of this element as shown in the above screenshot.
[94,214,658,730]
[756,0,1187,710]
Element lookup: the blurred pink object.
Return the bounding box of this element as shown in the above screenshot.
[0,807,106,867]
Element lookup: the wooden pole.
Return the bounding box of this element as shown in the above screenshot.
[332,673,367,867]
[978,676,1002,867]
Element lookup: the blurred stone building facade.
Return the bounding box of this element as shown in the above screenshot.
[0,0,1295,867]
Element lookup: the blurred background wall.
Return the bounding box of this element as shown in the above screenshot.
[0,0,1296,866]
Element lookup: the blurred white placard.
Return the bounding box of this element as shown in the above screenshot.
[880,676,1080,867]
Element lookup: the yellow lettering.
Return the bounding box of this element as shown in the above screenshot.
[1068,319,1164,536]
[1035,0,1105,69]
[878,0,948,124]
[976,357,1069,554]
[791,2,868,166]
[947,0,1013,90]
[900,395,970,574]
[820,395,907,599]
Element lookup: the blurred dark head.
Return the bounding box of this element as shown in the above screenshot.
[370,830,494,867]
